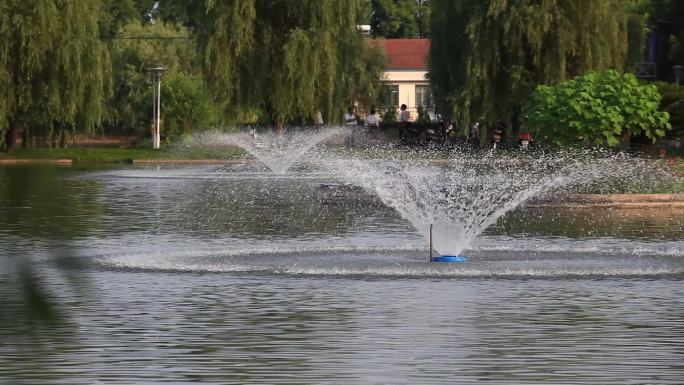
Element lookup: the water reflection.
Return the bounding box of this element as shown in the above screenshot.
[0,165,683,383]
[492,206,684,240]
[3,272,682,383]
[0,166,105,240]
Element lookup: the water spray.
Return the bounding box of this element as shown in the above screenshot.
[429,223,433,262]
[190,127,347,174]
[429,223,468,263]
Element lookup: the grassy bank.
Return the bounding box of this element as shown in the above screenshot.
[1,144,682,192]
[0,146,245,163]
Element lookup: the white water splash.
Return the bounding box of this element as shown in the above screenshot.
[329,151,672,257]
[92,236,684,278]
[192,127,347,174]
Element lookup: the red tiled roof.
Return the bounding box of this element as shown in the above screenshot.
[374,38,430,70]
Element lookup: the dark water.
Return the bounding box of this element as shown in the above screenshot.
[1,165,683,384]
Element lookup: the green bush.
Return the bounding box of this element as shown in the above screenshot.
[525,70,671,147]
[416,106,430,123]
[157,73,219,142]
[382,106,397,125]
[107,22,198,136]
[654,81,684,131]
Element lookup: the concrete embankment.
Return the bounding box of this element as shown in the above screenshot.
[1,158,682,209]
[131,159,231,164]
[0,158,236,165]
[0,158,73,165]
[531,194,684,208]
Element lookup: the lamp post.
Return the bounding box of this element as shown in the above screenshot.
[147,67,166,149]
[674,65,683,85]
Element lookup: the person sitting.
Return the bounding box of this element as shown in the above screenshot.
[491,120,506,149]
[344,107,357,127]
[365,108,379,128]
[518,131,533,150]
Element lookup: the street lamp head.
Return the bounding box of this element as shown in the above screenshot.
[147,67,166,82]
[674,65,684,85]
[674,65,683,76]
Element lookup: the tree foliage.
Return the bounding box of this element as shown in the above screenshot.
[159,73,220,142]
[108,21,200,136]
[654,81,684,131]
[638,0,684,74]
[100,0,139,38]
[370,0,430,38]
[525,70,671,147]
[0,0,111,150]
[430,0,632,128]
[619,0,684,83]
[625,0,649,72]
[194,0,386,127]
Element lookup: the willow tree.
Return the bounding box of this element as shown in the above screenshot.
[430,0,631,129]
[109,21,199,135]
[370,0,430,38]
[0,0,111,150]
[195,0,385,128]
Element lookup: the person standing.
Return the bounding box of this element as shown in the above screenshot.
[365,107,380,141]
[399,104,411,144]
[468,121,481,149]
[399,104,410,125]
[344,106,358,146]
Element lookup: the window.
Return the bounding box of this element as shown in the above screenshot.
[382,85,399,107]
[415,85,431,108]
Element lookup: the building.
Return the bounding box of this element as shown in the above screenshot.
[377,38,432,121]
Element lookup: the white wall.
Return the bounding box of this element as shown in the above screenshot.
[382,70,431,121]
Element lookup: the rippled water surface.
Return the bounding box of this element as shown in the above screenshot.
[1,164,683,384]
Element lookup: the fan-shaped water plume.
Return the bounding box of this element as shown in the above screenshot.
[190,127,347,174]
[330,150,674,257]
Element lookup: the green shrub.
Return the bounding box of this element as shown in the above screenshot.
[525,70,671,147]
[654,81,684,131]
[107,22,198,136]
[159,73,219,142]
[416,106,430,123]
[382,106,397,125]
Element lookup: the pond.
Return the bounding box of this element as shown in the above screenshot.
[1,164,683,384]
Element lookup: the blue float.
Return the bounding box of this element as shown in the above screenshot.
[431,255,468,263]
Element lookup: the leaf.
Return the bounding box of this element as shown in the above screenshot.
[606,135,620,147]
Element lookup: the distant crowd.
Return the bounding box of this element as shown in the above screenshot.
[340,105,534,150]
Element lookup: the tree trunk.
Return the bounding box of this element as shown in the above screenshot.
[49,125,56,149]
[21,127,29,148]
[276,117,285,135]
[59,128,66,148]
[4,127,16,151]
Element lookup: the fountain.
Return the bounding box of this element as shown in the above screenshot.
[328,149,676,259]
[3,141,683,385]
[190,127,347,174]
[86,133,681,275]
[3,113,683,385]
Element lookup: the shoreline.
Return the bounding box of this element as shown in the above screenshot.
[0,158,242,165]
[0,158,74,165]
[528,194,684,209]
[2,158,682,208]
